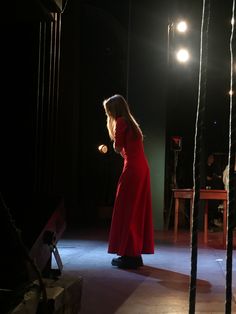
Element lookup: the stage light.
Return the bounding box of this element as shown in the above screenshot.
[167,19,190,66]
[229,90,234,96]
[176,48,190,63]
[98,144,108,154]
[176,21,188,33]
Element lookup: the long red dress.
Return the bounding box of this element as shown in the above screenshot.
[108,117,155,256]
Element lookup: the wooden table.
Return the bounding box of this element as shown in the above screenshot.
[172,189,227,247]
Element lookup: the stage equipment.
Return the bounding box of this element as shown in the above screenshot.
[171,135,182,151]
[0,194,66,314]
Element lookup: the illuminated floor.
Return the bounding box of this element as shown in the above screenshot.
[56,227,236,314]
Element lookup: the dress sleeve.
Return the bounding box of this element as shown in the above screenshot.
[114,117,127,148]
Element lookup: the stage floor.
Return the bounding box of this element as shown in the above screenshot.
[56,227,236,313]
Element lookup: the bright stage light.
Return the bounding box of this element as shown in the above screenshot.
[176,21,188,33]
[229,90,234,96]
[98,144,108,154]
[176,48,190,63]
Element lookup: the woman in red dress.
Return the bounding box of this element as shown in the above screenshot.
[103,94,154,269]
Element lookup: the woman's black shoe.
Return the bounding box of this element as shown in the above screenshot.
[111,256,123,266]
[111,256,143,269]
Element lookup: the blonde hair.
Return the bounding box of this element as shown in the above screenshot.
[103,94,143,141]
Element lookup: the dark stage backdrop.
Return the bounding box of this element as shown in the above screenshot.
[0,2,68,309]
[1,0,233,246]
[1,0,129,239]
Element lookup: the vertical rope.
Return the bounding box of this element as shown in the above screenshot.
[189,0,210,312]
[34,21,47,194]
[225,1,236,312]
[126,0,131,101]
[49,12,58,193]
[52,12,62,193]
[34,22,42,195]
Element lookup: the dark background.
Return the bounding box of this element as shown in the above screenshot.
[0,1,235,310]
[1,0,234,244]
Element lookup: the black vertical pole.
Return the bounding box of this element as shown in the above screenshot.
[189,0,210,312]
[225,1,236,312]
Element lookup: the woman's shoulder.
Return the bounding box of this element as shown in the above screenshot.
[116,116,128,125]
[116,117,129,133]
